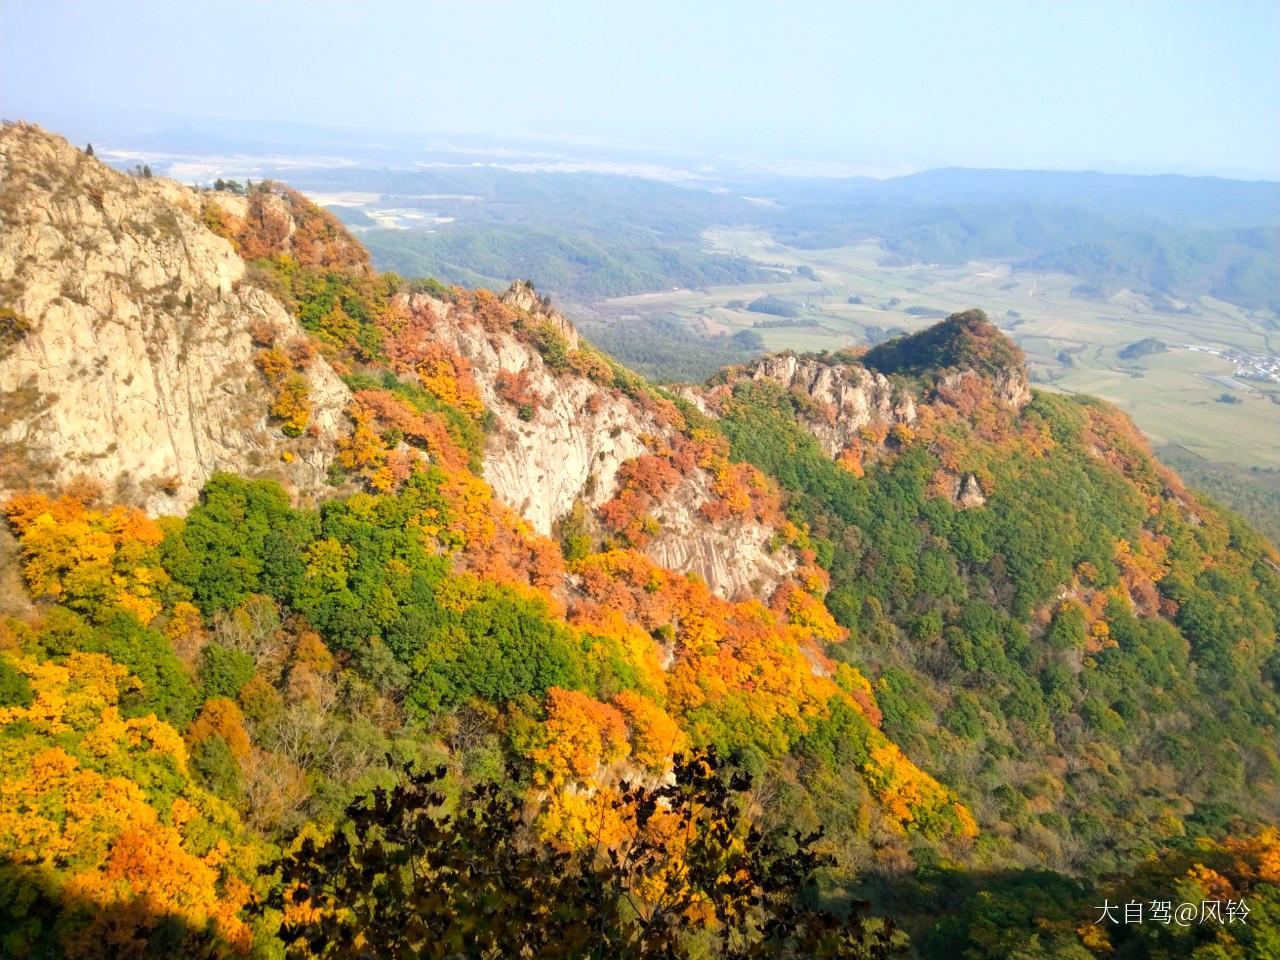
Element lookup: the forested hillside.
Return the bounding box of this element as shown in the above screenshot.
[1,125,1277,959]
[706,317,1280,863]
[363,225,782,299]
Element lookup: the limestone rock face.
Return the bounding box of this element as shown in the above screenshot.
[0,122,350,512]
[993,367,1033,410]
[646,471,796,599]
[0,124,794,600]
[956,473,987,508]
[938,367,1032,411]
[406,293,651,533]
[748,354,916,457]
[415,290,795,599]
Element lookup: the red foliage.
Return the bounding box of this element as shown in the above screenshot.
[285,336,316,371]
[456,288,520,331]
[223,184,370,271]
[597,455,682,548]
[354,389,471,473]
[495,369,542,419]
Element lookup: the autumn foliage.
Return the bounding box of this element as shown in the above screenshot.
[4,165,1276,960]
[0,648,263,957]
[3,492,170,625]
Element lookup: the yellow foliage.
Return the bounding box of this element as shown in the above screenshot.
[270,371,312,437]
[253,346,290,383]
[0,649,259,956]
[187,698,252,762]
[614,690,686,771]
[862,741,974,838]
[539,786,632,851]
[414,342,485,417]
[3,493,169,623]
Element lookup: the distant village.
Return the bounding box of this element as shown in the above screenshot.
[1185,344,1280,384]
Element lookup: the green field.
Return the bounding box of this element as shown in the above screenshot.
[577,229,1280,470]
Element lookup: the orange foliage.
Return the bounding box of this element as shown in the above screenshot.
[771,580,847,647]
[212,183,369,271]
[254,346,290,383]
[1114,530,1171,616]
[284,630,336,704]
[573,550,832,752]
[600,433,787,547]
[494,368,542,418]
[62,825,253,957]
[889,423,915,445]
[533,688,630,786]
[613,690,687,771]
[413,341,485,417]
[863,742,977,838]
[187,698,252,761]
[599,455,681,548]
[285,336,316,371]
[455,287,520,331]
[567,349,616,386]
[335,401,406,493]
[356,389,472,473]
[837,442,865,477]
[562,545,974,836]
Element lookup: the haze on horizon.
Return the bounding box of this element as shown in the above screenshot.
[2,0,1278,182]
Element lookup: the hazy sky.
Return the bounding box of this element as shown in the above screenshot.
[3,0,1277,179]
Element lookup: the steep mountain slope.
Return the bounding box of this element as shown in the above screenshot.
[696,313,1280,884]
[0,123,352,513]
[0,126,974,956]
[404,279,796,598]
[0,123,1277,960]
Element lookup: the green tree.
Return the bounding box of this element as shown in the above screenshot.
[198,643,256,701]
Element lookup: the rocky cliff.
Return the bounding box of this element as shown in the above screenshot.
[0,123,350,513]
[402,287,796,598]
[414,289,648,533]
[0,124,798,599]
[744,353,916,457]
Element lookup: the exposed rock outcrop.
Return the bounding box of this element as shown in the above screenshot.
[746,353,916,457]
[938,366,1032,411]
[692,310,1033,469]
[864,308,1033,412]
[500,279,580,350]
[405,292,652,533]
[956,473,986,508]
[646,471,796,595]
[412,288,795,599]
[0,127,794,600]
[0,123,350,513]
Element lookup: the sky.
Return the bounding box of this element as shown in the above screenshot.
[2,0,1278,179]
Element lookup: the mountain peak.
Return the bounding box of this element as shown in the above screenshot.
[862,308,1026,380]
[860,309,1031,409]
